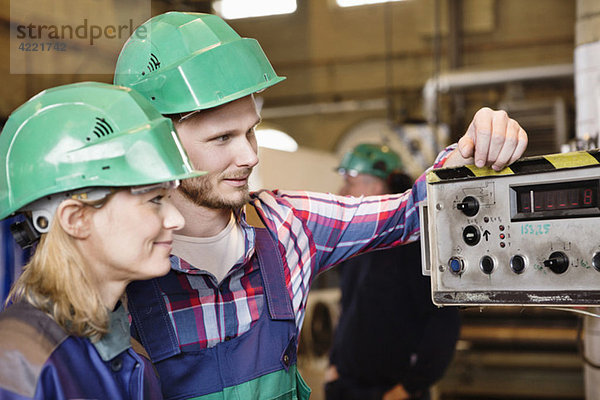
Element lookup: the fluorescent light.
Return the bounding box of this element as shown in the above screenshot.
[214,0,297,20]
[337,0,406,7]
[256,129,298,152]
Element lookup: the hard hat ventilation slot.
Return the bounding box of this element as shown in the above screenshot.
[143,53,161,76]
[87,117,114,141]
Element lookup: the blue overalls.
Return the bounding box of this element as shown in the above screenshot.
[127,228,311,400]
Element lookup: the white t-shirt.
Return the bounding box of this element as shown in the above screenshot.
[171,215,245,283]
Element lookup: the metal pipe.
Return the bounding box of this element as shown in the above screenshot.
[422,63,574,123]
[260,98,388,119]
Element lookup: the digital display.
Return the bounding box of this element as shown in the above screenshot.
[511,180,600,221]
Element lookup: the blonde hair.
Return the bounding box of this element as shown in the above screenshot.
[7,201,113,341]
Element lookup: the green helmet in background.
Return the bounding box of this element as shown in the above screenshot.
[0,82,205,233]
[337,143,403,180]
[114,12,285,114]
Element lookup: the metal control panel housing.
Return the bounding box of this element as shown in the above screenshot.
[421,150,600,306]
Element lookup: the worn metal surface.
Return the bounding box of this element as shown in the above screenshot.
[422,151,600,306]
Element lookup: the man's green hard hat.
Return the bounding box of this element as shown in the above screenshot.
[0,81,205,221]
[337,143,403,180]
[114,12,285,114]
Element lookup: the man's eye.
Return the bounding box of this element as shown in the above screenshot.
[150,195,164,205]
[216,134,230,142]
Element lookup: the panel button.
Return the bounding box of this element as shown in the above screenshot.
[480,256,494,274]
[510,255,526,274]
[593,252,600,272]
[463,225,481,246]
[448,257,464,275]
[457,196,479,217]
[544,251,569,274]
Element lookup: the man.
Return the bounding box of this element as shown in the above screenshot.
[114,12,528,400]
[324,144,460,400]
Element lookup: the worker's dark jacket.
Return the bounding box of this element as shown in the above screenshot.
[0,301,162,399]
[329,241,460,400]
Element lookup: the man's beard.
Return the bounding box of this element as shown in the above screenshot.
[179,169,252,210]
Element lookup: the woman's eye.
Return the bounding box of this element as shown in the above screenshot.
[216,134,230,142]
[150,195,164,205]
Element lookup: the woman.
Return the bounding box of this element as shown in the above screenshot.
[0,82,204,399]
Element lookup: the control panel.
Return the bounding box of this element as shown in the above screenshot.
[420,150,600,306]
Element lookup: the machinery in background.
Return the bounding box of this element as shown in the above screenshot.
[439,306,583,399]
[296,288,341,400]
[498,97,569,156]
[299,265,587,400]
[298,288,341,361]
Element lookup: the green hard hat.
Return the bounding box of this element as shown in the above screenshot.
[338,144,403,180]
[0,81,205,222]
[114,12,285,114]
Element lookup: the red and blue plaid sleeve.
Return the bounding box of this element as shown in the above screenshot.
[250,144,456,279]
[247,145,456,333]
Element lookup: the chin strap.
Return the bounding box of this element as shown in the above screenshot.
[9,218,40,249]
[8,187,113,249]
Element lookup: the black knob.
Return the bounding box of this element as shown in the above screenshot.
[510,255,526,274]
[593,252,600,272]
[543,251,569,274]
[462,225,481,246]
[457,196,479,217]
[480,256,494,274]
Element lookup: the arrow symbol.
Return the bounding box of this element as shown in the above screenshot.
[483,230,491,241]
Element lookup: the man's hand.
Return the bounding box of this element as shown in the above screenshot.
[444,107,528,171]
[382,383,411,400]
[324,365,339,383]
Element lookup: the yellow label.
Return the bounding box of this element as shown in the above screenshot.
[466,165,514,177]
[545,151,599,169]
[427,170,442,183]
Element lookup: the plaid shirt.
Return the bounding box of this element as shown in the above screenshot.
[163,146,455,350]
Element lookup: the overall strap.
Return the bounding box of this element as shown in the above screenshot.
[254,227,294,321]
[126,277,181,362]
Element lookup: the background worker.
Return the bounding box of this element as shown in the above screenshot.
[114,12,528,400]
[0,82,203,399]
[324,144,460,400]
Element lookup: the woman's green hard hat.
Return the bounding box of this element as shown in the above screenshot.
[0,81,205,221]
[114,12,285,114]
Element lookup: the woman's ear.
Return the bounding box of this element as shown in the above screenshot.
[56,199,91,239]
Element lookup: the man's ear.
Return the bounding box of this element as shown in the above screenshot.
[56,199,91,239]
